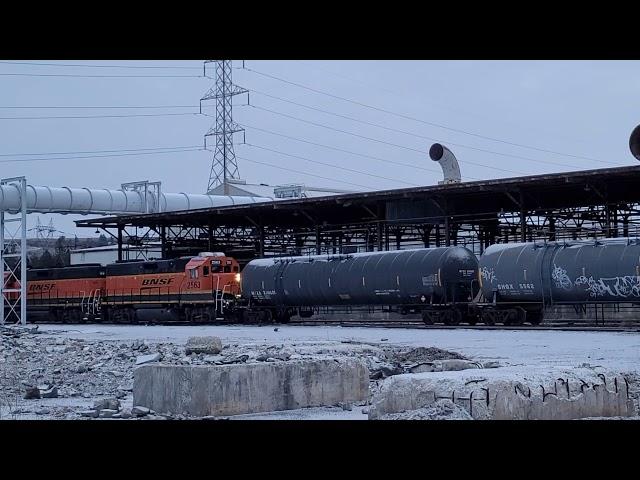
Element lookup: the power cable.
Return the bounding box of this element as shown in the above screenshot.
[0,147,203,164]
[242,143,418,186]
[0,61,200,70]
[248,105,527,175]
[248,89,596,170]
[0,112,200,120]
[234,154,370,190]
[243,66,613,166]
[0,145,202,157]
[240,121,460,179]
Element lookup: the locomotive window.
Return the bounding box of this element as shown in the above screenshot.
[210,265,221,273]
[203,266,209,276]
[189,269,198,279]
[224,266,231,273]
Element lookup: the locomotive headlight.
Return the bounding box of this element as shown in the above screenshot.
[235,273,241,283]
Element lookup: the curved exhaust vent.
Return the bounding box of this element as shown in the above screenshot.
[429,143,461,185]
[630,125,640,161]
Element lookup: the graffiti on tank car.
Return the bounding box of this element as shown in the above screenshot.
[141,278,174,286]
[29,283,56,292]
[574,275,640,298]
[552,264,572,290]
[480,267,496,284]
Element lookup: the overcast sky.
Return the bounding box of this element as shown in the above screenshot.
[1,60,639,237]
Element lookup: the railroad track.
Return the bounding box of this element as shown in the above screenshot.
[287,319,640,332]
[16,317,640,332]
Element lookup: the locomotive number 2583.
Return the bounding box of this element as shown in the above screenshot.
[186,281,201,289]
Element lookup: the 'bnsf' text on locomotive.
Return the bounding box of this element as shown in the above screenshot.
[29,283,55,292]
[141,278,174,286]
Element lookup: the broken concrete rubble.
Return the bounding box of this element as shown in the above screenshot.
[184,336,222,355]
[135,353,161,366]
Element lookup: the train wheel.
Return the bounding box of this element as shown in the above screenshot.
[482,311,496,326]
[421,311,434,325]
[261,309,273,324]
[528,311,543,326]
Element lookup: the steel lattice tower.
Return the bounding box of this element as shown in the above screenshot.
[200,60,248,194]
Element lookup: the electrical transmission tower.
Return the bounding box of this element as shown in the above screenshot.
[200,60,248,194]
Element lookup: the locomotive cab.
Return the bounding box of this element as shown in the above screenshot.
[184,252,241,297]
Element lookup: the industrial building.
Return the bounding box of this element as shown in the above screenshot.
[76,164,640,267]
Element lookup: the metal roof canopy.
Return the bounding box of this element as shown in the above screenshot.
[77,165,640,230]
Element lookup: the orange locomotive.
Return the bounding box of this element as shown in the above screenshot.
[23,252,241,323]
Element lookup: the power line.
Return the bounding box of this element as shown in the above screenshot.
[0,73,202,78]
[0,105,199,109]
[240,121,458,179]
[0,112,200,120]
[0,147,203,164]
[293,60,592,147]
[249,89,595,170]
[243,66,613,166]
[248,105,527,175]
[0,61,200,70]
[234,154,370,190]
[0,145,202,158]
[243,143,418,187]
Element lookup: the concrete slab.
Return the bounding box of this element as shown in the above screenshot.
[369,366,636,420]
[134,358,369,417]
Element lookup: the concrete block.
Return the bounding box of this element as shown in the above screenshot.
[136,353,161,365]
[369,367,636,420]
[134,358,369,417]
[185,336,222,355]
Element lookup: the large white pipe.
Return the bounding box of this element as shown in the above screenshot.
[0,184,273,215]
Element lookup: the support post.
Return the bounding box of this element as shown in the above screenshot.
[444,216,451,247]
[117,225,123,262]
[520,191,526,242]
[1,176,27,325]
[259,225,265,257]
[315,225,321,255]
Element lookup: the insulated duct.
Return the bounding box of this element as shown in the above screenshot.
[429,143,462,185]
[0,184,273,215]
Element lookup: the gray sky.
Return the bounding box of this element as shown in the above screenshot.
[1,60,639,236]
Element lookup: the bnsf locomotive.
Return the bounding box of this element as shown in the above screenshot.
[6,237,640,325]
[23,252,241,323]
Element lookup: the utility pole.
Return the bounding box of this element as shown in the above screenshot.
[200,60,248,194]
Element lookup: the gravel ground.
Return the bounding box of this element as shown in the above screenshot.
[2,323,638,420]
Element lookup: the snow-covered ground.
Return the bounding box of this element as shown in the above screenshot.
[37,324,640,370]
[3,324,639,420]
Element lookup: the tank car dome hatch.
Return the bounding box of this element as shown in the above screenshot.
[630,124,640,161]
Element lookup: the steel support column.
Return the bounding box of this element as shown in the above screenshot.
[117,225,123,262]
[1,176,27,325]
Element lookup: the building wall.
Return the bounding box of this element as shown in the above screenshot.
[70,247,162,266]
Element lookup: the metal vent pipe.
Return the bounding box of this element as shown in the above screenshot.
[429,143,462,184]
